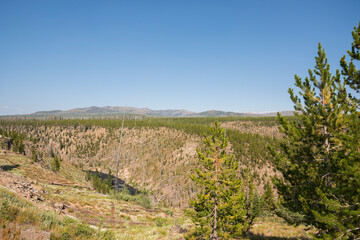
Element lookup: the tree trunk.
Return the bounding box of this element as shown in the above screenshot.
[211,197,219,240]
[115,107,127,193]
[211,146,219,240]
[324,125,331,187]
[322,93,331,187]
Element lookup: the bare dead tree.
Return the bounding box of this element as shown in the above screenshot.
[156,137,163,188]
[160,155,163,188]
[48,144,51,170]
[142,159,148,187]
[167,170,180,208]
[154,192,166,206]
[168,169,171,207]
[114,106,127,193]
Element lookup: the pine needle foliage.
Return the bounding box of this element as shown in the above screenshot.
[187,121,248,240]
[261,181,275,213]
[341,22,360,103]
[335,22,360,239]
[270,28,360,239]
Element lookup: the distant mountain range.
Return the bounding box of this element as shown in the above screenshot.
[2,106,294,118]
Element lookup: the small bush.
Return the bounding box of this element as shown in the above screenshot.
[164,209,174,216]
[53,217,96,240]
[112,191,151,209]
[155,217,168,227]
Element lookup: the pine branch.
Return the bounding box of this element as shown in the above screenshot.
[337,227,360,239]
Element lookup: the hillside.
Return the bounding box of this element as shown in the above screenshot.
[0,116,313,239]
[0,151,191,239]
[0,117,285,208]
[0,150,313,240]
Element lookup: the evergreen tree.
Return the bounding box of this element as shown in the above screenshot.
[261,181,275,213]
[85,170,91,181]
[246,182,261,221]
[107,169,113,187]
[334,22,360,239]
[17,139,25,155]
[188,121,248,240]
[340,22,360,103]
[51,155,60,172]
[242,172,261,225]
[31,146,37,162]
[55,156,60,171]
[270,39,359,239]
[92,169,101,191]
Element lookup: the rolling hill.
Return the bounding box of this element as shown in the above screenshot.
[1,106,294,118]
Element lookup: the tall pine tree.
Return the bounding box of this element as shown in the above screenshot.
[271,22,360,238]
[341,22,360,103]
[269,42,356,239]
[334,22,360,239]
[187,121,248,240]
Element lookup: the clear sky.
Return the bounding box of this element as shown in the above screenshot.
[0,0,359,115]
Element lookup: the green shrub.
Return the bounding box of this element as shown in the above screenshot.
[112,190,151,209]
[155,217,168,227]
[31,146,37,162]
[164,209,173,216]
[55,217,96,240]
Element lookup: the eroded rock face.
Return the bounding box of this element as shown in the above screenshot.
[0,171,44,202]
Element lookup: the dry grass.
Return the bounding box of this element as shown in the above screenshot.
[239,216,312,240]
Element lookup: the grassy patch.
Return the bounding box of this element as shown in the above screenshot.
[0,187,60,229]
[246,216,312,239]
[112,191,151,209]
[0,187,115,240]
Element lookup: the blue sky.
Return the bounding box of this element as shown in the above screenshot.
[0,1,359,115]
